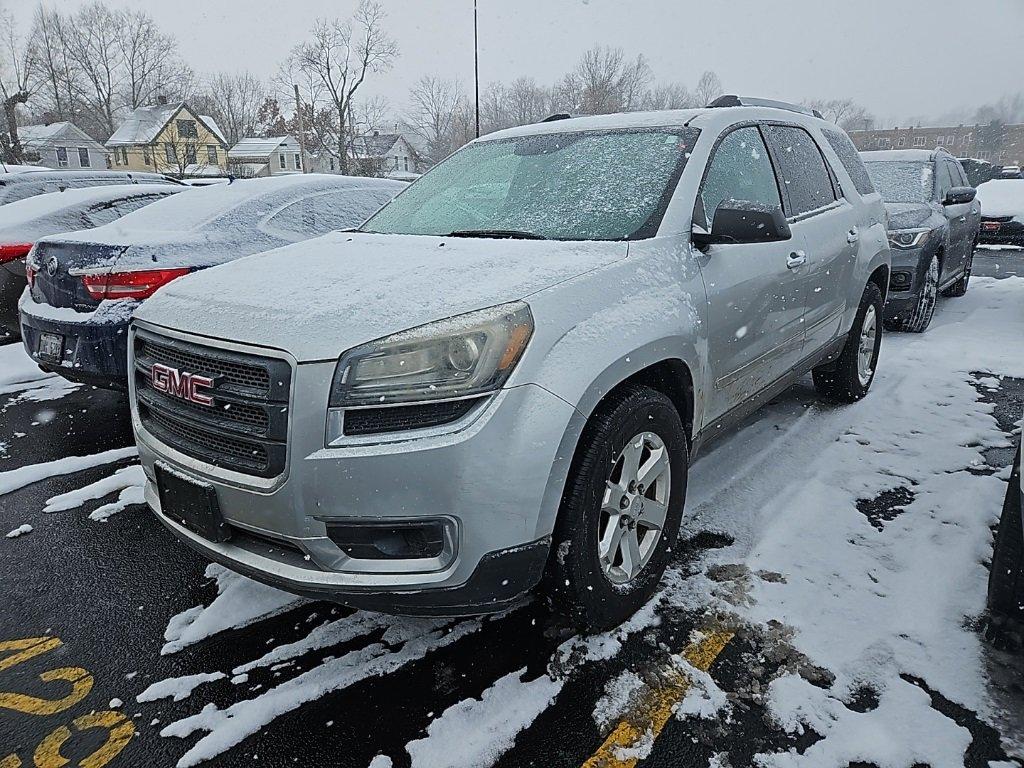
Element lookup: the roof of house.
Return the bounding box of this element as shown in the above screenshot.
[350,133,402,158]
[18,122,106,149]
[228,136,296,159]
[106,103,227,147]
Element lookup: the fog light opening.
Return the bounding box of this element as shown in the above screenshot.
[327,520,447,560]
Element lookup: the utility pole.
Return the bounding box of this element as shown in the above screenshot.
[293,84,309,174]
[474,0,480,138]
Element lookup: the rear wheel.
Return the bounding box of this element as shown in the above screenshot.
[888,255,939,333]
[943,245,975,298]
[812,281,883,403]
[986,445,1024,651]
[544,384,687,632]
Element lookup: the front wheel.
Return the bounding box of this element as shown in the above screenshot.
[889,255,938,333]
[812,281,883,403]
[986,446,1023,651]
[544,384,687,632]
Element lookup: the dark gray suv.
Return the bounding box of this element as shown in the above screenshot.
[861,149,981,333]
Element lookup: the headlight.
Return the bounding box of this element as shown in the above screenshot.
[329,301,534,408]
[887,229,931,249]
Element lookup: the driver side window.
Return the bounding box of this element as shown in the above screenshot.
[697,126,781,231]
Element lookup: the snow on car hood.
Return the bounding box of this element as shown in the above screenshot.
[882,202,937,230]
[136,232,628,361]
[975,179,1024,219]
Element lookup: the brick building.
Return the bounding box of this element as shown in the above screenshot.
[847,121,1024,167]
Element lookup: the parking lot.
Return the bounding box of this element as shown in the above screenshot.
[0,248,1020,768]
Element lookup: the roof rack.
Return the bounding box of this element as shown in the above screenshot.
[540,113,574,123]
[707,95,824,120]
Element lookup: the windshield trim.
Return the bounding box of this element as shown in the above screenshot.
[360,126,700,242]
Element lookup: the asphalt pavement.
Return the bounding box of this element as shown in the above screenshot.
[1,247,1022,768]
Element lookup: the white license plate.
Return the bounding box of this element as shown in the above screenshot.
[37,332,64,363]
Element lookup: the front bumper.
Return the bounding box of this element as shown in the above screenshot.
[131,325,579,615]
[882,245,933,322]
[19,293,132,390]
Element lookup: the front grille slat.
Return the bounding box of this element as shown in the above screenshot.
[134,328,291,479]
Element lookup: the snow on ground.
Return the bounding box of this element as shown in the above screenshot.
[130,277,1022,766]
[137,671,228,703]
[0,341,79,400]
[0,446,137,495]
[44,464,145,521]
[5,523,32,538]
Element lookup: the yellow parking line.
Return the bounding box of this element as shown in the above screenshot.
[581,629,734,768]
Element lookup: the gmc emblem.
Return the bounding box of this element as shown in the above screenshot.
[151,362,214,406]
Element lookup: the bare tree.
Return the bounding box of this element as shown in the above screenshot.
[157,121,213,178]
[63,2,124,136]
[289,1,398,174]
[0,9,35,163]
[405,76,469,164]
[643,82,697,111]
[807,97,875,131]
[28,6,79,124]
[195,71,266,145]
[504,77,551,127]
[693,70,723,107]
[118,10,183,109]
[556,46,650,115]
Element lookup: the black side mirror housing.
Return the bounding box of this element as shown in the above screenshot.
[692,199,792,248]
[943,186,976,206]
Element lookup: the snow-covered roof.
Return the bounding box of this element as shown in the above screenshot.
[107,103,226,147]
[351,133,402,159]
[228,137,294,160]
[860,149,938,163]
[18,122,105,150]
[975,179,1024,217]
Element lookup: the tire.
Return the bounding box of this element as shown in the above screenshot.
[889,255,939,333]
[812,281,883,404]
[544,383,688,632]
[942,245,974,298]
[986,445,1024,651]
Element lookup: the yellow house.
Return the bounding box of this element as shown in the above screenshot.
[105,100,228,177]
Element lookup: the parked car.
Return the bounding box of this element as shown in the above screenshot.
[997,165,1023,180]
[0,170,180,206]
[988,437,1023,650]
[0,185,183,340]
[861,149,980,333]
[128,99,890,631]
[976,179,1024,247]
[20,174,404,389]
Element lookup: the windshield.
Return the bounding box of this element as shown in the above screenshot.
[863,161,934,203]
[362,127,700,241]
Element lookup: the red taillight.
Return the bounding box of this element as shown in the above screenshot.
[0,243,33,264]
[26,265,36,288]
[81,268,190,300]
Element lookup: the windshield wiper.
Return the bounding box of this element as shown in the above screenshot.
[446,229,548,240]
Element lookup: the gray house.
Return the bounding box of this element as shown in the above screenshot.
[18,122,109,170]
[228,136,304,177]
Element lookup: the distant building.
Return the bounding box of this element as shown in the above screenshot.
[317,131,423,177]
[106,100,228,177]
[17,122,109,170]
[848,121,1024,167]
[227,136,304,177]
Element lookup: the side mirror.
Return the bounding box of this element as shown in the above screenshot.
[692,199,791,248]
[943,186,976,206]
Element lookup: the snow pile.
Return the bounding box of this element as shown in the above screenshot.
[44,464,145,522]
[6,524,32,538]
[161,564,303,655]
[0,446,137,495]
[976,179,1024,219]
[137,671,227,703]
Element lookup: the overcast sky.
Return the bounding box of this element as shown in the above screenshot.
[12,0,1024,126]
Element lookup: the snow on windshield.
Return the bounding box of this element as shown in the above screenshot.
[863,161,933,204]
[364,128,700,241]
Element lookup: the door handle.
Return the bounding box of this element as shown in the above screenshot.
[787,251,807,269]
[847,228,860,243]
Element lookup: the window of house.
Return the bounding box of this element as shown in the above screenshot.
[143,147,151,165]
[279,153,286,169]
[947,135,955,145]
[761,124,838,216]
[394,155,400,169]
[897,137,906,148]
[77,147,91,167]
[329,157,335,171]
[165,143,176,164]
[207,145,218,164]
[112,148,120,166]
[913,136,926,147]
[55,147,69,168]
[121,147,128,164]
[294,153,302,170]
[185,143,197,166]
[176,119,198,139]
[404,157,409,171]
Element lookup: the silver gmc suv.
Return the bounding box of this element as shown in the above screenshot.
[129,97,891,631]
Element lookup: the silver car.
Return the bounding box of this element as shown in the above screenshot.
[129,98,891,631]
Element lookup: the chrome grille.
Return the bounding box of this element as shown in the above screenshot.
[133,328,290,478]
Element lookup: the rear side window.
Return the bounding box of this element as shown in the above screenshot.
[948,159,968,187]
[822,128,876,196]
[84,193,174,227]
[762,125,837,216]
[264,188,399,239]
[696,126,781,230]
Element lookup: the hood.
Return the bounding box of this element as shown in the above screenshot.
[137,231,629,361]
[882,201,938,230]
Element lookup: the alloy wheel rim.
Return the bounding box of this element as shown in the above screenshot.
[857,304,877,386]
[598,431,671,585]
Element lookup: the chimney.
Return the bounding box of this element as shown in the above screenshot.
[372,130,379,137]
[157,94,168,106]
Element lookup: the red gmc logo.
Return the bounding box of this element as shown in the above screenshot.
[151,362,214,406]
